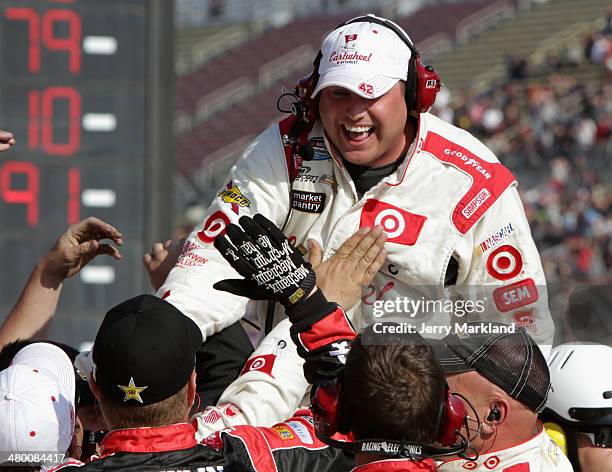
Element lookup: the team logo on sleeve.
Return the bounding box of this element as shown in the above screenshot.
[360,199,426,246]
[475,222,515,255]
[197,211,230,244]
[513,309,537,333]
[493,278,538,312]
[239,354,276,378]
[486,245,522,280]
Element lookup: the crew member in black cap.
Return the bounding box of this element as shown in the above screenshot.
[54,294,352,471]
[430,322,572,471]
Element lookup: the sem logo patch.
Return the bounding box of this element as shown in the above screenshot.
[493,278,538,312]
[486,245,523,280]
[292,190,326,213]
[360,199,426,246]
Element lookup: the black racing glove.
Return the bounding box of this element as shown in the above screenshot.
[213,214,316,308]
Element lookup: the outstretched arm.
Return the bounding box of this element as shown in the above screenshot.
[0,217,123,347]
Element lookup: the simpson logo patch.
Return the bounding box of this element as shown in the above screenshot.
[493,278,538,312]
[292,190,326,213]
[461,188,490,219]
[475,223,515,255]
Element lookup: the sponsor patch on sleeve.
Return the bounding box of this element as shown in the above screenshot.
[218,181,250,214]
[197,211,231,244]
[486,245,523,280]
[285,420,314,444]
[239,354,276,378]
[493,278,538,312]
[513,309,537,333]
[272,425,294,440]
[291,190,326,213]
[422,132,516,234]
[176,241,209,268]
[475,222,515,255]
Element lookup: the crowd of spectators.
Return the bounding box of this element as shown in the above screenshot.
[430,18,612,285]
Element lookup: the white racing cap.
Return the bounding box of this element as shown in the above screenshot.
[0,343,76,463]
[312,15,413,99]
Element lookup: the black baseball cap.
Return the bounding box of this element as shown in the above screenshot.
[428,322,550,412]
[92,294,202,406]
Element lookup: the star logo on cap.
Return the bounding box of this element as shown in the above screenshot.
[118,377,148,403]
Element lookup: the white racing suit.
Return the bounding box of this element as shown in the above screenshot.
[438,427,573,471]
[161,112,554,435]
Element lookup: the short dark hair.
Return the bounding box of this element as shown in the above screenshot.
[97,383,189,430]
[340,328,445,442]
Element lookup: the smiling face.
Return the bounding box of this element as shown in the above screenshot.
[318,82,413,167]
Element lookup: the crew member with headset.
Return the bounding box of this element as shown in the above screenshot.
[155,13,555,432]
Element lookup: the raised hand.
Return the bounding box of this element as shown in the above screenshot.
[308,226,387,311]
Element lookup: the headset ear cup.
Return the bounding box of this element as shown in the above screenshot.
[404,57,418,112]
[414,57,441,113]
[438,391,468,446]
[336,374,352,434]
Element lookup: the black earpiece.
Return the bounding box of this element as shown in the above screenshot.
[487,405,501,422]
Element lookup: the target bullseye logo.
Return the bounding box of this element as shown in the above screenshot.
[487,245,522,280]
[197,211,230,244]
[374,209,406,239]
[462,461,477,470]
[484,456,500,469]
[240,354,276,378]
[360,200,426,246]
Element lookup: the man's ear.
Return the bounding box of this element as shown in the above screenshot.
[89,374,101,401]
[187,370,197,407]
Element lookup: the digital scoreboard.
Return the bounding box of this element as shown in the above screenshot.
[0,0,174,345]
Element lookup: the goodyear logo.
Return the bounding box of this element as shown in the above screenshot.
[218,186,250,207]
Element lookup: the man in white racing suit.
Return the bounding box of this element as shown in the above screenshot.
[158,15,555,432]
